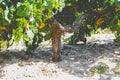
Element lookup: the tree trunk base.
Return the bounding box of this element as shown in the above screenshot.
[52,54,62,62]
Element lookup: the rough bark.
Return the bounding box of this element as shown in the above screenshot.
[51,14,87,62]
[51,19,63,62]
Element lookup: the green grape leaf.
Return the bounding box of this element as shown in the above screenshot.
[23,34,29,41]
[16,2,30,17]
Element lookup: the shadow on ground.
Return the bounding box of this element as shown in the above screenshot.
[0,40,120,80]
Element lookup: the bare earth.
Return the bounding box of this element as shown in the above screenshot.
[0,33,120,80]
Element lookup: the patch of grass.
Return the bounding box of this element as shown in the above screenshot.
[63,38,70,43]
[116,63,120,68]
[114,63,120,74]
[91,63,109,74]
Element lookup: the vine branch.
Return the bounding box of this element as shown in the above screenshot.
[51,14,88,62]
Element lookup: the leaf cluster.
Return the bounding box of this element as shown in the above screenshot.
[0,0,65,51]
[56,0,120,43]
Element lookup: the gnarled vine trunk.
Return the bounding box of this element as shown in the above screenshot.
[51,20,63,62]
[51,14,88,62]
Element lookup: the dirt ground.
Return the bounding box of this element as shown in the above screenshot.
[0,33,120,80]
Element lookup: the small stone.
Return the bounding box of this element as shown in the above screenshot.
[114,68,120,74]
[24,60,32,62]
[114,51,120,55]
[0,57,4,63]
[114,47,120,55]
[18,62,24,67]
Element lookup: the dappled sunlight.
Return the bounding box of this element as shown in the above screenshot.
[0,33,120,80]
[0,40,120,80]
[0,58,81,80]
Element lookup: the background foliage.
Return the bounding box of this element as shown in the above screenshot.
[0,0,120,51]
[0,0,65,51]
[55,0,120,43]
